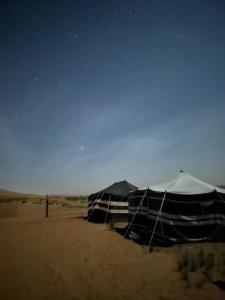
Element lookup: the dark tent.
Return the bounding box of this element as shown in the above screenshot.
[88,180,137,223]
[127,171,225,246]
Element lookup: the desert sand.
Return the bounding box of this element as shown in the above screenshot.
[0,198,225,300]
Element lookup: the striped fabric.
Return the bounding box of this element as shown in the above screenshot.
[88,181,137,223]
[88,193,129,222]
[128,189,225,243]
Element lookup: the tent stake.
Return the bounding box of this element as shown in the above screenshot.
[148,191,166,252]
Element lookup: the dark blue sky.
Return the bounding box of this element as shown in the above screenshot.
[1,0,225,194]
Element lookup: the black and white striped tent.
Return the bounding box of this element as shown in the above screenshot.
[128,171,225,245]
[88,180,137,223]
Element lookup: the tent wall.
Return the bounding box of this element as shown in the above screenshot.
[128,189,225,243]
[88,193,129,222]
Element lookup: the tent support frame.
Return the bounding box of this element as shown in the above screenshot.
[104,194,111,223]
[148,190,167,252]
[124,188,149,239]
[88,192,104,221]
[215,189,225,203]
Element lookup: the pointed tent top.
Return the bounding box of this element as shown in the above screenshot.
[95,180,137,196]
[149,171,225,194]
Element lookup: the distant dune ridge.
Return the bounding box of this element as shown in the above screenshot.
[0,188,41,201]
[0,188,88,201]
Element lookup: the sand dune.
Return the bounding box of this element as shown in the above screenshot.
[0,201,224,300]
[0,188,41,201]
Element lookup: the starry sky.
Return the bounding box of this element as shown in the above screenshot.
[1,0,225,194]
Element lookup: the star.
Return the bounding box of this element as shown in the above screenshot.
[80,146,85,151]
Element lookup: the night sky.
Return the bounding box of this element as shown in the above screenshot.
[1,0,225,194]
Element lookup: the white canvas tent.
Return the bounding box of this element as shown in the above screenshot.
[149,171,225,194]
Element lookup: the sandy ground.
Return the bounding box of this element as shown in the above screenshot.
[0,201,225,300]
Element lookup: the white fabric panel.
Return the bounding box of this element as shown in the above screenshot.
[91,199,128,206]
[88,206,128,214]
[147,172,225,194]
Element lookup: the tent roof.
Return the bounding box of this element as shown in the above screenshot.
[94,180,137,196]
[148,171,225,195]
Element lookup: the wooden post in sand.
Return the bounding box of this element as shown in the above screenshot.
[45,194,49,218]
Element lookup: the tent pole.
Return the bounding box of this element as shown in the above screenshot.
[148,190,167,252]
[104,194,111,223]
[215,189,225,203]
[124,188,149,239]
